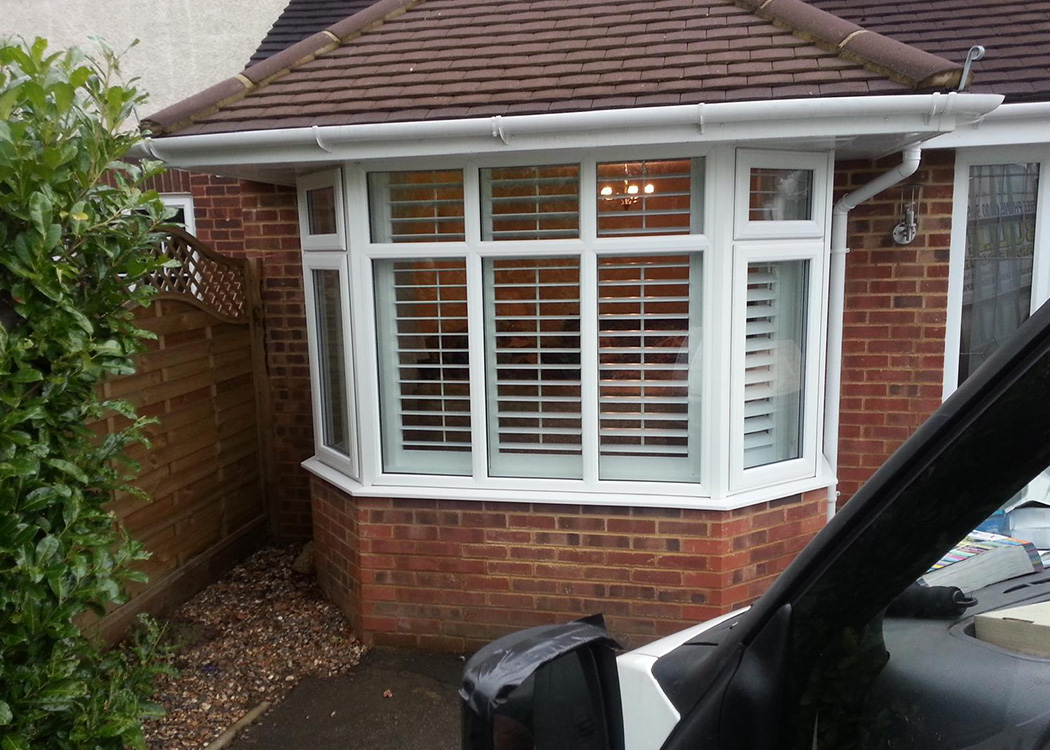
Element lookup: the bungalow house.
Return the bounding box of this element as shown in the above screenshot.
[139,0,1050,650]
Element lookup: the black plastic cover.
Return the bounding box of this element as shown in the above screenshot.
[459,614,621,724]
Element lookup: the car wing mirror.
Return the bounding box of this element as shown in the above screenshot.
[460,615,624,750]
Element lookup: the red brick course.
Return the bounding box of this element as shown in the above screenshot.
[834,150,954,505]
[311,477,826,651]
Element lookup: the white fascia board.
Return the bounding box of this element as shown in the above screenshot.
[922,102,1050,149]
[143,93,1003,170]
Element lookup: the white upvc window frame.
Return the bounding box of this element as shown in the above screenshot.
[302,252,360,480]
[734,149,828,240]
[298,168,347,251]
[160,193,195,235]
[303,145,833,509]
[943,145,1050,399]
[729,242,825,493]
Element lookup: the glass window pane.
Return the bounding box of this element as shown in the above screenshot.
[598,254,702,482]
[481,164,579,241]
[959,163,1039,384]
[312,269,350,456]
[597,158,702,237]
[368,170,465,243]
[743,260,808,470]
[306,186,337,235]
[374,258,471,475]
[748,168,813,221]
[485,257,582,479]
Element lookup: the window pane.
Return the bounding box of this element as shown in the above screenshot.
[368,170,465,243]
[374,258,471,475]
[306,186,337,235]
[748,168,813,221]
[743,260,808,469]
[597,159,702,237]
[312,269,350,456]
[485,257,582,479]
[481,164,579,241]
[959,163,1039,384]
[598,254,702,482]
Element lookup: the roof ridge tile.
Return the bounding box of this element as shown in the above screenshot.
[733,0,962,88]
[145,0,425,133]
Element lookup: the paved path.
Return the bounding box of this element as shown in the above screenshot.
[229,647,462,750]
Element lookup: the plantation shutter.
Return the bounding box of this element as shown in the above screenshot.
[742,261,806,470]
[598,254,701,482]
[596,159,701,237]
[374,259,472,475]
[484,257,583,479]
[481,165,580,241]
[367,170,466,243]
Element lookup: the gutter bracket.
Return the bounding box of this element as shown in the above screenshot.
[697,103,704,134]
[491,116,509,145]
[924,92,941,125]
[313,125,334,153]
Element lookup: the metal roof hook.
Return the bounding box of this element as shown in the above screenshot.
[491,116,509,145]
[959,45,986,91]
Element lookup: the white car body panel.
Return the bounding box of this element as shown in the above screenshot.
[616,609,747,750]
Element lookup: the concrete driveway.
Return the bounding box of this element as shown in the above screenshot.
[229,647,462,750]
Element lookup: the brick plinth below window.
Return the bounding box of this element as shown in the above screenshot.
[311,477,826,652]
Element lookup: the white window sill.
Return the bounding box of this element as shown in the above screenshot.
[302,456,835,512]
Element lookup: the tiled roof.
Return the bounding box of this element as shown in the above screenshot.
[808,0,1050,102]
[148,0,964,136]
[249,0,381,65]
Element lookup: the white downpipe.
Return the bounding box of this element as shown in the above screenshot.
[825,146,922,522]
[138,92,1001,164]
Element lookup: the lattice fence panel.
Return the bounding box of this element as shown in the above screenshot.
[145,227,249,322]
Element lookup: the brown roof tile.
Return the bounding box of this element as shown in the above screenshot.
[807,0,1050,101]
[153,0,966,136]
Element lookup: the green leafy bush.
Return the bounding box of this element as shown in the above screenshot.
[0,38,175,749]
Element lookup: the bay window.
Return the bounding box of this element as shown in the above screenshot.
[300,147,832,507]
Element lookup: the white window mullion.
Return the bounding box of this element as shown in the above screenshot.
[581,248,599,485]
[1031,155,1050,310]
[467,252,489,480]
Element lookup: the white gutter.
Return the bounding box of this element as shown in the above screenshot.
[923,101,1050,149]
[825,146,923,522]
[138,92,1003,168]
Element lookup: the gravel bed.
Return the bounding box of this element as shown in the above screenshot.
[146,545,365,750]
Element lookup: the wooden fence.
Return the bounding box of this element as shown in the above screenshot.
[90,228,275,642]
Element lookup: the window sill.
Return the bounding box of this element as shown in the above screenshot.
[302,456,835,512]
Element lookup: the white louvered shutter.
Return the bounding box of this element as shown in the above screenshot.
[485,258,583,479]
[743,261,806,470]
[598,254,701,482]
[374,259,472,475]
[596,159,702,237]
[481,165,579,241]
[368,170,465,243]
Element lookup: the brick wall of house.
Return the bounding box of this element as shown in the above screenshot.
[311,477,827,651]
[147,168,315,540]
[834,151,955,505]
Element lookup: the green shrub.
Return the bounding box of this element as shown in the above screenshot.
[0,38,175,749]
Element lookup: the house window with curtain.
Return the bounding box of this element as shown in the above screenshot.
[946,150,1050,396]
[299,148,832,507]
[959,163,1040,382]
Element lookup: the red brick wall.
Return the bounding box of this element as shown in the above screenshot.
[311,477,826,651]
[834,151,955,505]
[147,169,315,540]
